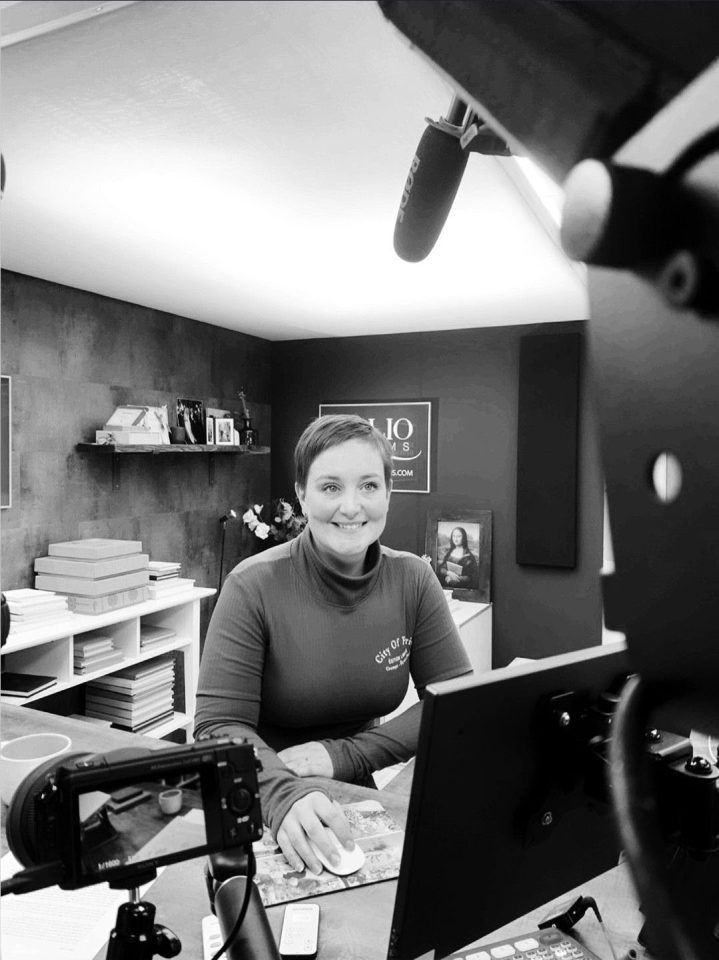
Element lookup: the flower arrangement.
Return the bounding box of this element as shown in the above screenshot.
[242,498,307,543]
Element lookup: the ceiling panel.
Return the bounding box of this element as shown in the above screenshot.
[0,0,587,340]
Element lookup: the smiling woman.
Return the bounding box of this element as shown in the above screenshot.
[194,413,472,876]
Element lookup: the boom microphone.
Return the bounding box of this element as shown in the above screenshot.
[394,96,469,262]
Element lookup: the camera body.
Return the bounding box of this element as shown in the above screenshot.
[7,736,263,890]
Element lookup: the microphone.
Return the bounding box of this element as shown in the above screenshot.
[394,96,469,262]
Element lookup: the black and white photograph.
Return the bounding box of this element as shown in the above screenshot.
[2,2,710,958]
[215,416,234,445]
[425,510,492,603]
[175,398,205,445]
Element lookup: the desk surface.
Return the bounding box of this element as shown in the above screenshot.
[1,705,649,960]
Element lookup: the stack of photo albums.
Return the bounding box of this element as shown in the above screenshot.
[84,655,176,733]
[73,632,124,675]
[147,560,195,601]
[34,538,150,614]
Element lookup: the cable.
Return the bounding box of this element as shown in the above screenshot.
[1,862,63,896]
[210,846,256,960]
[608,675,703,960]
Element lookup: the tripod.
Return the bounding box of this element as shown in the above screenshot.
[106,870,181,960]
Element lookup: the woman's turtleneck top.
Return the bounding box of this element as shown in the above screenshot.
[194,528,471,837]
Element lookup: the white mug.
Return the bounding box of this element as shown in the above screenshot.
[158,787,183,815]
[0,733,72,806]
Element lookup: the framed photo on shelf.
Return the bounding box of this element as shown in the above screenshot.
[205,416,215,445]
[176,398,206,444]
[215,417,234,446]
[425,509,492,603]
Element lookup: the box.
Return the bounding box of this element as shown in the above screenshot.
[96,429,163,445]
[48,539,143,560]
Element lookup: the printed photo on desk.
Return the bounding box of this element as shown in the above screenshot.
[425,509,492,602]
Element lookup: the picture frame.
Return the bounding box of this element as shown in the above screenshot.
[425,509,492,603]
[176,398,206,444]
[205,416,215,445]
[215,416,234,446]
[1,375,11,509]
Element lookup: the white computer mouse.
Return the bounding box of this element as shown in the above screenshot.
[307,828,365,876]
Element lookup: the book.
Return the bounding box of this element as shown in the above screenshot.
[86,673,174,697]
[65,587,149,615]
[85,705,175,732]
[85,687,174,713]
[10,597,68,623]
[74,634,114,653]
[445,560,463,576]
[34,553,149,578]
[8,614,76,635]
[147,578,195,598]
[86,679,174,702]
[95,429,164,445]
[4,588,65,607]
[148,561,182,573]
[74,651,125,673]
[85,696,174,722]
[1,671,58,697]
[140,625,176,645]
[48,538,144,560]
[126,710,176,733]
[35,569,150,597]
[86,659,175,691]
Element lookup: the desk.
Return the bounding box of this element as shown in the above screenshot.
[1,705,648,960]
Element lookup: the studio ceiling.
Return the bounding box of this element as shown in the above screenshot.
[0,0,587,341]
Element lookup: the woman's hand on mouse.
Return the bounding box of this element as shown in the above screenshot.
[278,741,333,778]
[276,791,355,873]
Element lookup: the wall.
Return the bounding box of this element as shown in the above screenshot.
[271,322,604,667]
[1,271,272,647]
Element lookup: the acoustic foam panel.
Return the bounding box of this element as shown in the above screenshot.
[516,332,581,568]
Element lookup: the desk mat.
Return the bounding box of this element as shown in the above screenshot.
[252,799,404,906]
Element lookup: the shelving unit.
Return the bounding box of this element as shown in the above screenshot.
[0,587,215,739]
[76,442,270,489]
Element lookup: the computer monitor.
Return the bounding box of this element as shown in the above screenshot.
[388,641,631,960]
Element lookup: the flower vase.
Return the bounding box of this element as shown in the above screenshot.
[239,417,258,448]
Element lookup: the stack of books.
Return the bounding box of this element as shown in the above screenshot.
[84,656,176,733]
[4,588,73,635]
[139,623,177,651]
[1,671,58,698]
[73,632,125,675]
[34,539,150,614]
[147,560,195,601]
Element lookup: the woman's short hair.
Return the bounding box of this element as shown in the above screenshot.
[294,414,394,492]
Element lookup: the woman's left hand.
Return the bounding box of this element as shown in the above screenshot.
[278,741,333,778]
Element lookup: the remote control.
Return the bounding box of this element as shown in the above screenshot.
[278,902,320,958]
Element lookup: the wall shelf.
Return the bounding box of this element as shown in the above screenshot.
[77,442,270,488]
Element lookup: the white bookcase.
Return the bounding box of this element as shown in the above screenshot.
[0,587,215,739]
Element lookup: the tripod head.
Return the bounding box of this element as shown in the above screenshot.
[107,870,181,960]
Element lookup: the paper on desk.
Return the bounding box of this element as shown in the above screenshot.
[0,852,160,960]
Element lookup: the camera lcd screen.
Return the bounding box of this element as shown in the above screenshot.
[77,773,208,879]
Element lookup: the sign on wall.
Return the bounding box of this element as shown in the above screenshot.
[319,400,432,493]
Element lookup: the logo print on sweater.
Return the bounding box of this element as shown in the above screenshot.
[375,635,412,671]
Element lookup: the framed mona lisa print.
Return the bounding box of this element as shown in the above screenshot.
[425,509,492,603]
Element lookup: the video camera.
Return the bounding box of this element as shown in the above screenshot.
[4,736,263,892]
